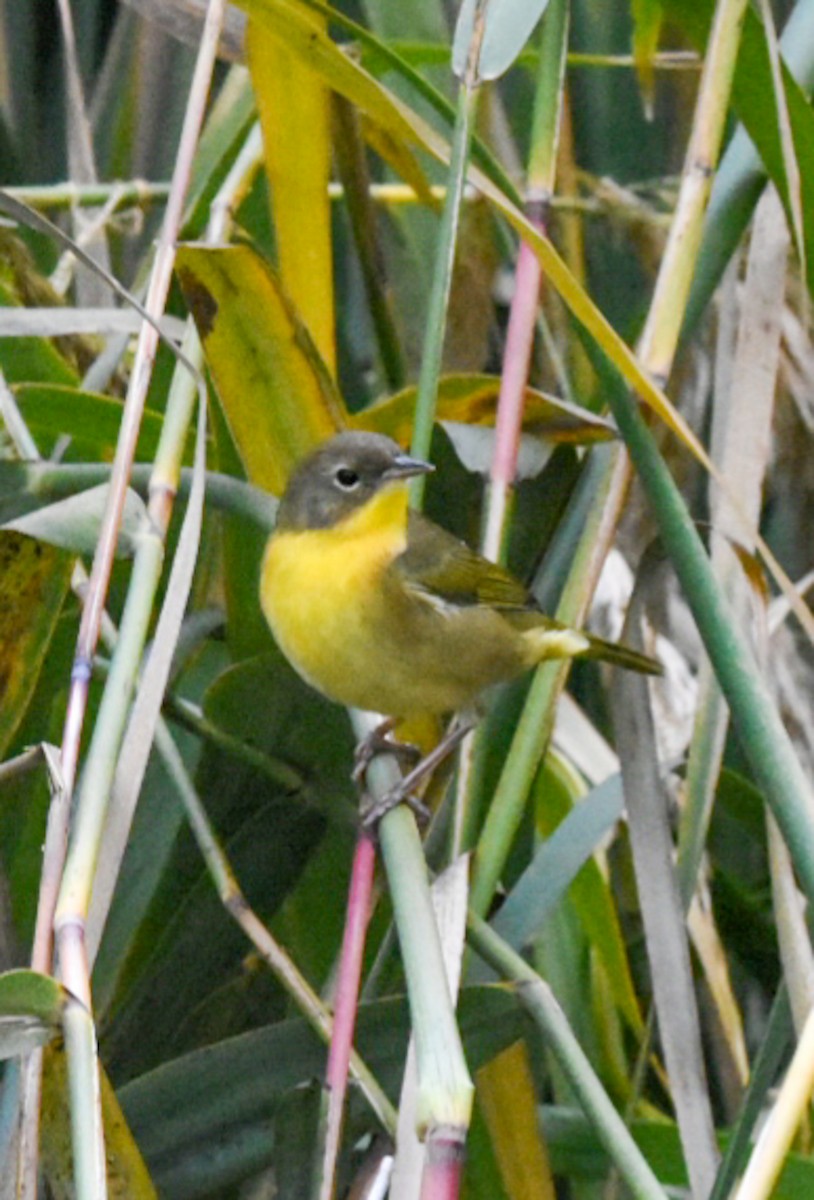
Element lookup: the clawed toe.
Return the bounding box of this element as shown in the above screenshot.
[360,787,431,830]
[352,720,421,787]
[354,713,479,831]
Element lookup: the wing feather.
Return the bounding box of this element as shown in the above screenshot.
[396,512,532,609]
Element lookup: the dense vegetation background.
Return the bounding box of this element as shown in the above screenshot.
[1,0,814,1197]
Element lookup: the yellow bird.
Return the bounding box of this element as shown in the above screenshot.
[260,432,660,743]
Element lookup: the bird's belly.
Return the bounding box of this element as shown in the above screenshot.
[261,531,529,716]
[261,528,419,714]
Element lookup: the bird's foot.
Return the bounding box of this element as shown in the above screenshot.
[352,718,421,787]
[360,787,431,830]
[357,713,478,832]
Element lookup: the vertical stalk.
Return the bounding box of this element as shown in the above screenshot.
[409,5,487,501]
[467,914,668,1200]
[315,832,377,1200]
[637,0,749,379]
[471,446,627,914]
[482,0,569,564]
[472,0,752,917]
[354,713,473,1156]
[62,1000,107,1199]
[456,0,569,857]
[29,5,228,1196]
[53,0,229,812]
[604,384,814,907]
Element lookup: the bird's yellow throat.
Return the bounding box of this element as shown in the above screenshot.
[260,482,410,702]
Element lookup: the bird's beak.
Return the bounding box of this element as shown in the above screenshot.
[383,452,435,482]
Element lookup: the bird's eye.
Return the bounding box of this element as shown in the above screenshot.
[335,466,360,490]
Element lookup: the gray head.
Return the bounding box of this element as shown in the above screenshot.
[276,432,434,532]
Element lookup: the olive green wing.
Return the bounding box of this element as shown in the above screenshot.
[399,515,662,676]
[397,511,533,609]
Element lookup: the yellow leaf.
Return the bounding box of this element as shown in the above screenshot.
[176,243,347,493]
[247,17,336,374]
[477,1042,555,1200]
[352,373,617,446]
[41,1043,157,1200]
[0,532,72,758]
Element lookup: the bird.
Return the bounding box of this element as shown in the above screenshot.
[260,431,660,817]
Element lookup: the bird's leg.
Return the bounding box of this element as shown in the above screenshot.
[352,716,421,786]
[360,713,478,829]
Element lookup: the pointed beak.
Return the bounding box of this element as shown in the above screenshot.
[383,452,435,482]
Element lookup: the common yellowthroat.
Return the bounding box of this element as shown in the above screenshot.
[260,432,660,729]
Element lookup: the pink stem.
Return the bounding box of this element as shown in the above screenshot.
[420,1128,466,1200]
[320,829,377,1198]
[491,230,545,486]
[481,212,547,563]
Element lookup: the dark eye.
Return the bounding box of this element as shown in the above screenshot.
[335,466,360,490]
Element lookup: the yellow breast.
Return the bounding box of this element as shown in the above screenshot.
[260,484,410,711]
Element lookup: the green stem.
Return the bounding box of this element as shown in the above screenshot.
[467,914,668,1200]
[527,0,569,197]
[470,446,624,914]
[4,181,170,211]
[153,721,397,1134]
[19,461,278,530]
[357,712,473,1133]
[409,78,481,498]
[607,384,814,908]
[55,531,165,937]
[62,994,106,1199]
[377,806,474,1130]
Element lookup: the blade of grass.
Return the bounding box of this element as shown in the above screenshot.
[81,120,265,951]
[408,17,486,496]
[768,817,814,1031]
[755,0,806,285]
[390,857,470,1200]
[612,598,719,1197]
[736,1004,814,1200]
[455,0,568,858]
[605,376,814,909]
[709,985,793,1200]
[466,914,668,1200]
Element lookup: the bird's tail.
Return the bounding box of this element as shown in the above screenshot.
[582,632,662,676]
[519,617,662,675]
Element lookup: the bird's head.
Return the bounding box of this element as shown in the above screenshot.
[276,431,434,532]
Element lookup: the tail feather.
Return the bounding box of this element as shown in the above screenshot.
[520,619,662,675]
[583,633,662,676]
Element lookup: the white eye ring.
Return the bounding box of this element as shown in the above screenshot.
[335,466,361,490]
